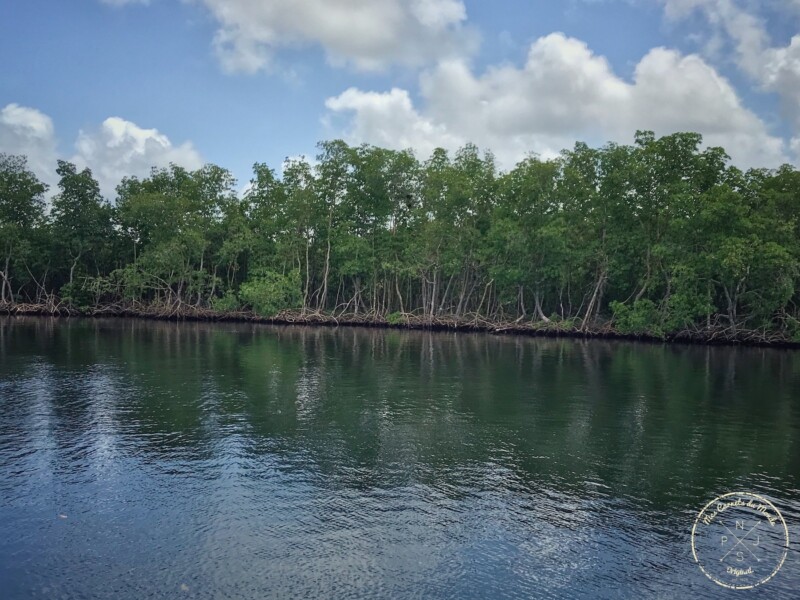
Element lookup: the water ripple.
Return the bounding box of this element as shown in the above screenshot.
[0,318,798,599]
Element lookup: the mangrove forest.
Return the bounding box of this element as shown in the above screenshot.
[1,130,800,343]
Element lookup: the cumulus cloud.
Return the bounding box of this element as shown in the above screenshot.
[325,88,463,160]
[72,117,203,197]
[326,33,789,169]
[0,104,59,189]
[0,104,203,199]
[662,0,800,130]
[195,0,475,73]
[792,137,800,162]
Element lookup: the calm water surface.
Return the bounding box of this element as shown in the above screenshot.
[0,317,799,599]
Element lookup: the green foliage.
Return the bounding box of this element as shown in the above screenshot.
[240,269,301,317]
[0,154,46,229]
[0,154,47,304]
[211,291,241,313]
[610,299,664,337]
[108,264,148,302]
[59,281,93,310]
[664,292,713,332]
[3,133,800,342]
[386,311,405,325]
[785,317,800,343]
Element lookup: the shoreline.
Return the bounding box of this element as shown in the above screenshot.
[1,302,798,350]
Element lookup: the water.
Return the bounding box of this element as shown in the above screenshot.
[0,317,798,599]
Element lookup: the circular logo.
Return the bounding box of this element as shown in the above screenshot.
[691,492,789,590]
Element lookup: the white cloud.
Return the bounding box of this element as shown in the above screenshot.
[662,0,800,130]
[325,88,463,160]
[791,137,800,162]
[195,0,476,73]
[326,33,789,169]
[0,104,203,199]
[72,117,203,197]
[0,104,59,189]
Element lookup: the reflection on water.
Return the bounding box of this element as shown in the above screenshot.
[0,317,798,599]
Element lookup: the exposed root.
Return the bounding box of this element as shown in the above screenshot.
[0,302,797,348]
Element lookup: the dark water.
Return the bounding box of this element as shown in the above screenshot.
[0,318,799,599]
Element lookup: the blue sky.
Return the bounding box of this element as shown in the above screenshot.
[1,0,799,197]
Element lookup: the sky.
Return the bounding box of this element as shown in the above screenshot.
[1,0,799,198]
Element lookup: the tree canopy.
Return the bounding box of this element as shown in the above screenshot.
[1,132,799,342]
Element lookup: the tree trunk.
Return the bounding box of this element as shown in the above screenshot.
[430,269,438,318]
[581,269,607,331]
[534,290,550,322]
[320,210,333,311]
[438,273,455,314]
[395,274,405,314]
[1,254,10,304]
[303,241,310,314]
[69,250,83,288]
[634,249,651,302]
